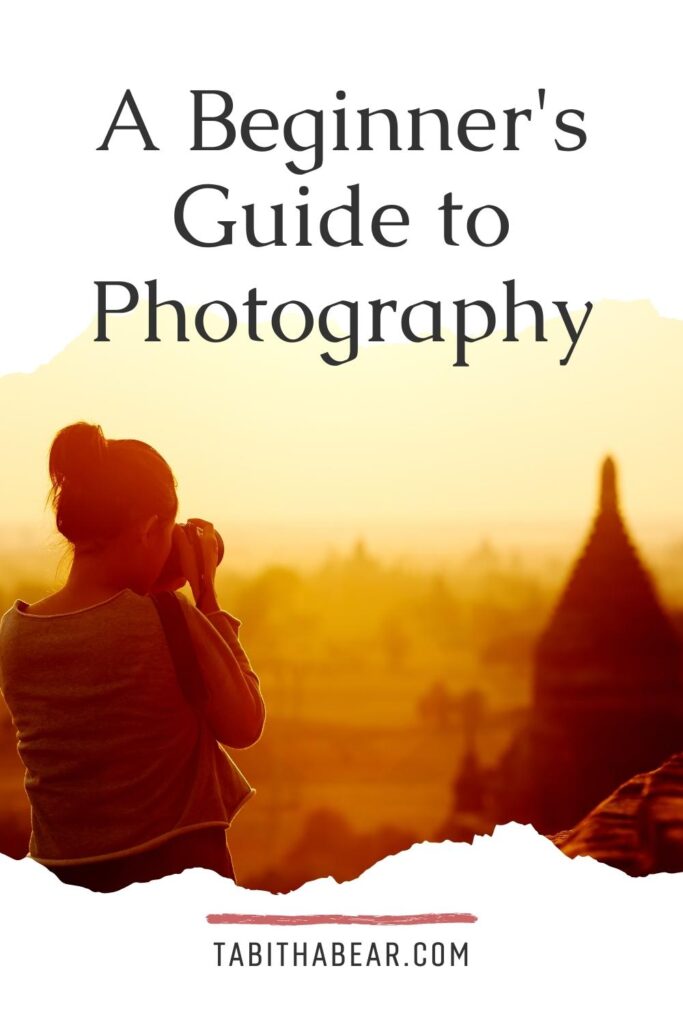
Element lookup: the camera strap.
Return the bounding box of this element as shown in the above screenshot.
[150,591,208,711]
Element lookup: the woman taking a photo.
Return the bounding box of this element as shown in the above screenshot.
[0,421,265,892]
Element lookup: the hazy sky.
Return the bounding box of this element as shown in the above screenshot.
[2,299,682,567]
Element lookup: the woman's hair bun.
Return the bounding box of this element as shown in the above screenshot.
[47,421,177,547]
[49,421,108,491]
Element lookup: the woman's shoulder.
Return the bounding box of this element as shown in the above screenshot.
[0,600,37,648]
[0,602,21,652]
[3,589,150,620]
[0,590,160,646]
[0,590,168,690]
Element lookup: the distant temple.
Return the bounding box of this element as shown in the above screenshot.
[504,456,683,833]
[441,456,683,840]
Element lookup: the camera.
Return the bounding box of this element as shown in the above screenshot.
[156,520,225,590]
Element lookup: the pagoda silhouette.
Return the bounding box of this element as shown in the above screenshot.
[495,456,683,834]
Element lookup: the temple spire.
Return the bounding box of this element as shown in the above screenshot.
[528,455,683,834]
[600,455,619,514]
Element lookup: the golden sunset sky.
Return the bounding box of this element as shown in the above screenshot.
[2,299,682,567]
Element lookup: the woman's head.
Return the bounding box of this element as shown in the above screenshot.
[48,422,179,591]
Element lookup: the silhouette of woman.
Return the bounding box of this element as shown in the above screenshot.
[0,422,265,891]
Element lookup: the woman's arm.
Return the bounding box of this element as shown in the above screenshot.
[176,591,265,749]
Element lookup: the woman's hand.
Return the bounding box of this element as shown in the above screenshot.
[176,519,221,613]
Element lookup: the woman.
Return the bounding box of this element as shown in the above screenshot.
[0,421,265,891]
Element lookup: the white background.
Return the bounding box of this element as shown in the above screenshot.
[3,0,683,376]
[2,2,683,1020]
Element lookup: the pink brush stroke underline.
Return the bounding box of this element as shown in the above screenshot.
[206,913,477,925]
